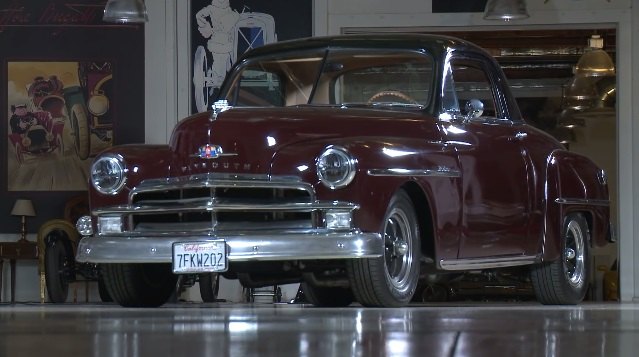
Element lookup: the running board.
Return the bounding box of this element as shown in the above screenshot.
[439,255,540,271]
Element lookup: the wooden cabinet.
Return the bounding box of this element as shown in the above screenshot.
[0,240,38,303]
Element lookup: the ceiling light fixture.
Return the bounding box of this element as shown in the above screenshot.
[103,0,148,23]
[574,35,615,77]
[483,0,530,21]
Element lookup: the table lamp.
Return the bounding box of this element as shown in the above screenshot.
[11,199,36,242]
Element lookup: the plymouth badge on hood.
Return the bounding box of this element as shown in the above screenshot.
[193,144,237,159]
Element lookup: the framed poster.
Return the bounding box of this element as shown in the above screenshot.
[0,0,144,232]
[7,60,114,191]
[190,0,313,113]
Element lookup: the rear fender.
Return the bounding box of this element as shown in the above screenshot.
[543,150,610,261]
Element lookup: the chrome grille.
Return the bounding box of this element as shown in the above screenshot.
[126,174,316,233]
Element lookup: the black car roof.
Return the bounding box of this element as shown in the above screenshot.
[238,33,488,61]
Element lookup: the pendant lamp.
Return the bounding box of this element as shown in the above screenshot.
[483,0,530,21]
[103,0,148,23]
[574,35,615,77]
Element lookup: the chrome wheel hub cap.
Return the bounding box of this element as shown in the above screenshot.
[565,220,586,289]
[384,207,413,294]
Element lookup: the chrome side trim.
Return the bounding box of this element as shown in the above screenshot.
[76,231,383,263]
[439,254,540,271]
[367,168,461,178]
[554,198,610,206]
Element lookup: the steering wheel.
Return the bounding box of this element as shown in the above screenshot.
[367,90,418,105]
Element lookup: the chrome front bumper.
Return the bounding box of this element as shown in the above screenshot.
[75,231,383,264]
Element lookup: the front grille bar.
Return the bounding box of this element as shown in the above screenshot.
[93,200,358,215]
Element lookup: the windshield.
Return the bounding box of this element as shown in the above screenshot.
[221,48,434,109]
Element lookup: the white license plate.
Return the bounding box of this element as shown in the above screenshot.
[172,240,227,273]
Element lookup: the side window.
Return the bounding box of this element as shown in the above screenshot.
[441,58,503,119]
[313,50,434,107]
[232,70,285,107]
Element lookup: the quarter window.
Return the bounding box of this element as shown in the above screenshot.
[442,58,503,119]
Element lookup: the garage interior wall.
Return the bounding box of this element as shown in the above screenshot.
[2,0,637,303]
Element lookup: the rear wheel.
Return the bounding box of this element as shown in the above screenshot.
[44,240,74,303]
[347,190,421,307]
[198,273,219,302]
[301,282,353,307]
[101,263,177,307]
[531,213,590,304]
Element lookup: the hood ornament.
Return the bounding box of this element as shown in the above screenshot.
[210,99,231,121]
[192,144,238,159]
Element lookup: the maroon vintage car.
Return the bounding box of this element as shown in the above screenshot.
[75,34,613,307]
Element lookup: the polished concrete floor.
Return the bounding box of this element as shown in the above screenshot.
[1,301,638,356]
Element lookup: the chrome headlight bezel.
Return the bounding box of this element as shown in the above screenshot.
[91,154,127,195]
[316,146,357,189]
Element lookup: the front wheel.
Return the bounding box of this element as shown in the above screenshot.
[101,263,177,307]
[44,240,74,303]
[97,276,113,302]
[198,273,219,302]
[531,213,591,304]
[347,190,421,307]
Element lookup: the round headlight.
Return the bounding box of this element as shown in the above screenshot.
[91,154,126,195]
[317,146,357,189]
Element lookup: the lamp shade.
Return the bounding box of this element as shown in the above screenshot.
[11,199,36,217]
[103,0,148,23]
[483,0,529,21]
[574,49,615,77]
[564,76,598,111]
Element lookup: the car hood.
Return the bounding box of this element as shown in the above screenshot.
[169,106,433,176]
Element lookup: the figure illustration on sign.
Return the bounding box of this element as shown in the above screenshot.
[9,103,39,135]
[193,1,277,112]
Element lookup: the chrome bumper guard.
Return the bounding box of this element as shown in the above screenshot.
[76,231,382,263]
[76,173,383,263]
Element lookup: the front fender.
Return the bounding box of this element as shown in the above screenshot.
[543,150,611,260]
[88,145,173,211]
[270,137,461,255]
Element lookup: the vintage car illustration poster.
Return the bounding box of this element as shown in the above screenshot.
[6,61,114,191]
[190,0,312,113]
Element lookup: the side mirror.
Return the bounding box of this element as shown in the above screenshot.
[464,99,484,119]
